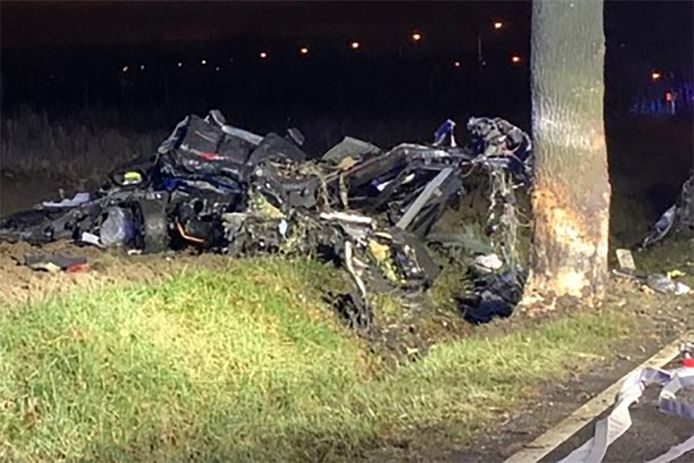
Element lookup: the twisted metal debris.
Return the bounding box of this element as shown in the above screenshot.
[0,110,533,326]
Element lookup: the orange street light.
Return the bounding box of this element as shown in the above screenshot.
[651,71,662,81]
[493,21,504,30]
[350,41,360,50]
[412,32,422,42]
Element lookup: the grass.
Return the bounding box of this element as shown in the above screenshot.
[0,257,634,463]
[632,239,694,274]
[1,107,166,183]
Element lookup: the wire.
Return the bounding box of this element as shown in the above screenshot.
[175,220,205,243]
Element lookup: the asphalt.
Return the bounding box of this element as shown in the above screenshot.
[541,362,694,463]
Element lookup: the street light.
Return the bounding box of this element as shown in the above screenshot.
[510,55,522,64]
[122,65,129,73]
[299,46,309,55]
[651,71,662,81]
[478,21,505,68]
[453,60,461,68]
[350,41,360,50]
[411,31,422,42]
[259,51,268,59]
[201,59,207,65]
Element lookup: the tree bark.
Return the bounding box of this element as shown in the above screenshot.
[676,173,694,232]
[525,0,611,303]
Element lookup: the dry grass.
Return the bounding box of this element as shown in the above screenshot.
[1,108,165,182]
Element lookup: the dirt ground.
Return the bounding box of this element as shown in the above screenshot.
[0,240,236,307]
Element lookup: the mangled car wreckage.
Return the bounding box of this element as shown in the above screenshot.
[0,110,533,326]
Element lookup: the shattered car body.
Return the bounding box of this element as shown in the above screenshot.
[642,173,694,248]
[0,110,532,326]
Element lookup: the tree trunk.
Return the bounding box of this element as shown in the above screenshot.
[525,0,611,303]
[676,173,694,232]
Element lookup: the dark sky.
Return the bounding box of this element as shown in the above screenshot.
[1,1,529,51]
[2,1,691,60]
[1,1,691,76]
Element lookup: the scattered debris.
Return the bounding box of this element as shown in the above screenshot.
[613,248,691,297]
[459,267,526,324]
[558,344,694,463]
[0,110,533,327]
[642,173,694,247]
[473,253,504,273]
[24,253,88,273]
[646,273,691,296]
[615,248,636,272]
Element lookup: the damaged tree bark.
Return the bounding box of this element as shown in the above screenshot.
[525,0,611,303]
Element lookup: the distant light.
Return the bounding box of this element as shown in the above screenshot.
[299,46,309,55]
[493,21,504,30]
[510,55,521,64]
[651,71,662,81]
[665,90,673,102]
[259,51,268,59]
[139,64,145,71]
[350,41,360,50]
[122,65,129,73]
[201,59,207,65]
[215,66,221,71]
[453,61,461,68]
[411,32,422,42]
[177,62,183,68]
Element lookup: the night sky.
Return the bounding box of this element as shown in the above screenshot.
[1,1,692,122]
[2,1,691,54]
[2,1,529,51]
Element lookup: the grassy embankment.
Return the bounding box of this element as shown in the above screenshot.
[0,257,634,463]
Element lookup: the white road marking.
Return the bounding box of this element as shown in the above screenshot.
[503,331,692,463]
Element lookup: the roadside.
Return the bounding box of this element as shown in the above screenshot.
[0,236,692,462]
[441,240,694,463]
[538,354,693,463]
[0,114,691,462]
[365,272,694,463]
[0,264,644,463]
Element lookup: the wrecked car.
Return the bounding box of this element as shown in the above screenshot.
[0,110,533,326]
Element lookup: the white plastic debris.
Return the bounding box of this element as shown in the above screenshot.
[42,192,90,208]
[100,207,135,247]
[674,282,691,295]
[559,362,694,463]
[646,273,691,296]
[615,248,636,272]
[80,232,103,248]
[474,253,504,272]
[278,219,288,237]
